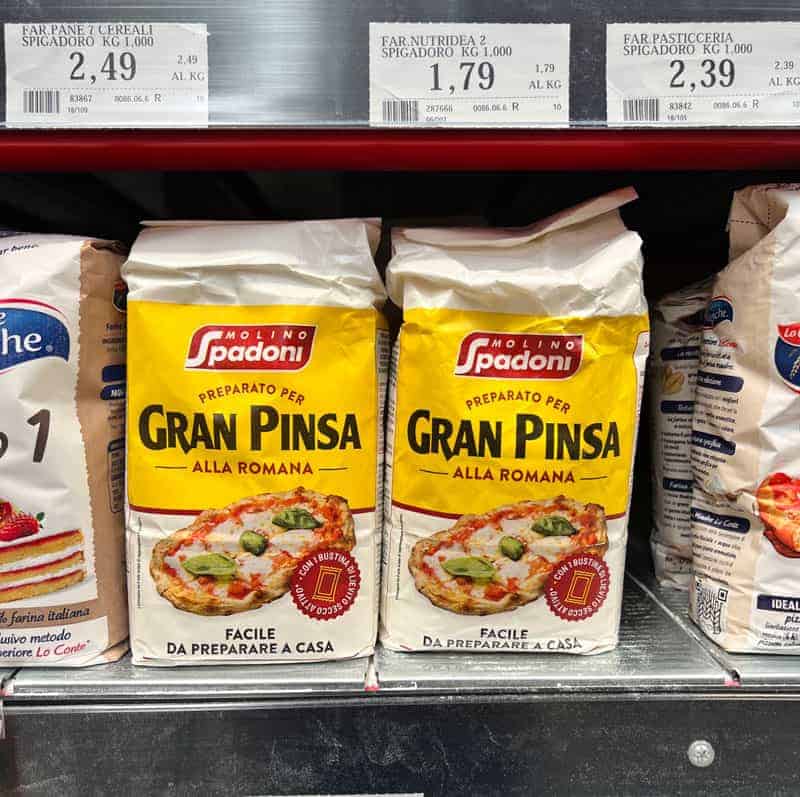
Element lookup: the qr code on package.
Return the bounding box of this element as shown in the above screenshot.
[694,580,728,636]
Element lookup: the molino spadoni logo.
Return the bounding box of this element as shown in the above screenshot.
[454,331,583,380]
[0,299,70,372]
[185,324,317,372]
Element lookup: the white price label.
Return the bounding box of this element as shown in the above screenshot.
[607,22,800,127]
[369,23,569,127]
[4,22,208,128]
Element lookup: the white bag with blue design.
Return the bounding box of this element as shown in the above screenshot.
[0,233,128,665]
[691,185,800,652]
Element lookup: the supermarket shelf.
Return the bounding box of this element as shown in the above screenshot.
[638,573,800,691]
[375,575,729,694]
[5,574,800,795]
[728,649,800,689]
[5,653,371,704]
[5,575,727,705]
[3,129,800,172]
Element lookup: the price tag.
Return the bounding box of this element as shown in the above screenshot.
[369,23,569,127]
[607,22,800,127]
[4,23,208,128]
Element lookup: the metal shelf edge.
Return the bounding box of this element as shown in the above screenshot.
[637,573,800,690]
[5,575,732,705]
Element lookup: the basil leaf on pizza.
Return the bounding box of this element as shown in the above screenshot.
[272,508,323,529]
[532,515,577,537]
[239,530,268,556]
[182,553,237,578]
[499,536,525,560]
[442,556,496,580]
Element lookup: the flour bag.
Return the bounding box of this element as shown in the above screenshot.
[381,189,649,654]
[691,184,800,652]
[124,220,387,665]
[0,233,128,666]
[649,280,711,588]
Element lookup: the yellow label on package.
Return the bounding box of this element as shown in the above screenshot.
[392,308,647,519]
[128,303,380,513]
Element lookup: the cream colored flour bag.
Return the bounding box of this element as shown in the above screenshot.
[0,233,128,666]
[381,189,649,654]
[124,220,387,665]
[649,280,711,589]
[690,185,800,653]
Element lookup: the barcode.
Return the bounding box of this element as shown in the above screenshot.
[622,97,659,122]
[23,89,60,114]
[694,580,728,636]
[382,99,419,124]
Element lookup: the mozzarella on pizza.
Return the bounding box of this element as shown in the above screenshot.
[150,487,354,615]
[408,495,607,615]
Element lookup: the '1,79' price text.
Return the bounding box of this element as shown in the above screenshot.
[430,61,495,93]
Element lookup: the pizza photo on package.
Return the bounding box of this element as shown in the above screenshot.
[757,473,800,558]
[150,486,355,615]
[409,496,608,615]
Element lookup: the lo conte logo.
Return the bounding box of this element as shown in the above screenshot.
[775,323,800,393]
[0,299,69,372]
[454,331,583,380]
[184,324,316,371]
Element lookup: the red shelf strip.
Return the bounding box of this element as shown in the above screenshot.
[1,129,799,171]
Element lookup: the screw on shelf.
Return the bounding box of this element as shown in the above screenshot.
[687,739,715,768]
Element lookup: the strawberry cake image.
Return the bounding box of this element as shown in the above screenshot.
[0,499,86,603]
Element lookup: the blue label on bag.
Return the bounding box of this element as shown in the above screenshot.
[696,371,743,393]
[757,594,800,612]
[661,400,693,414]
[704,296,734,327]
[0,299,69,371]
[692,430,736,456]
[661,345,700,362]
[663,477,693,493]
[691,506,750,533]
[102,363,126,383]
[100,383,125,401]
